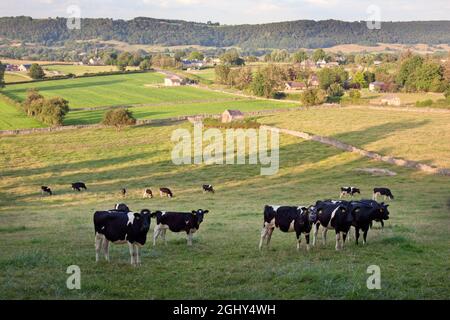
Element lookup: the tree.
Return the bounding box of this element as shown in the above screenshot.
[415,61,444,92]
[300,88,327,106]
[348,89,362,102]
[292,50,308,63]
[312,49,327,62]
[251,64,286,98]
[352,71,367,88]
[317,67,348,90]
[139,58,152,70]
[220,49,245,66]
[174,50,186,61]
[117,52,132,70]
[234,67,253,90]
[214,65,231,84]
[29,63,45,80]
[102,108,136,130]
[396,55,424,90]
[22,89,69,125]
[327,83,344,98]
[188,51,204,61]
[0,61,5,88]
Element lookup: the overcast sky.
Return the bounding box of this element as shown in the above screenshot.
[1,0,449,24]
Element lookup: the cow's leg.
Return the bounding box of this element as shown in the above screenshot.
[347,227,352,240]
[266,227,275,247]
[380,220,384,230]
[95,233,103,262]
[259,226,268,250]
[339,192,343,199]
[153,225,161,246]
[372,193,376,200]
[296,233,301,250]
[305,233,310,251]
[128,242,135,266]
[355,227,360,245]
[322,228,328,246]
[161,228,167,245]
[335,231,341,251]
[103,238,110,262]
[187,231,193,246]
[135,245,141,266]
[363,228,368,245]
[312,223,319,246]
[341,232,346,249]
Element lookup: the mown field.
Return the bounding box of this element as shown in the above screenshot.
[0,97,44,130]
[261,106,450,168]
[4,72,31,83]
[0,113,449,299]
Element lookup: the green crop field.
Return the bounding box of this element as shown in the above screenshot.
[64,99,298,125]
[43,64,120,75]
[4,72,31,83]
[261,106,450,168]
[1,72,240,109]
[0,112,449,299]
[0,97,44,130]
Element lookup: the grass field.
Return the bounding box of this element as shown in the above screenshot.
[4,72,31,83]
[360,90,446,105]
[1,73,242,109]
[43,65,139,76]
[261,106,450,168]
[64,99,298,125]
[0,116,449,299]
[0,97,44,130]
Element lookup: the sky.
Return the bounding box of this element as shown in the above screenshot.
[1,0,449,24]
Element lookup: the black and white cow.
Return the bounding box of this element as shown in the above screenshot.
[312,200,354,250]
[202,184,215,193]
[373,187,394,201]
[340,186,360,198]
[72,182,87,191]
[159,187,173,198]
[259,205,317,251]
[152,209,209,246]
[112,203,131,212]
[41,186,52,196]
[93,206,152,265]
[349,200,390,244]
[142,188,153,198]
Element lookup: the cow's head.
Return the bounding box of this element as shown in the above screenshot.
[191,209,209,224]
[115,203,130,212]
[134,209,152,232]
[378,203,390,220]
[335,204,354,226]
[306,205,318,224]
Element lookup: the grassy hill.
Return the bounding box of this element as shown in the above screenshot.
[0,97,44,130]
[0,114,449,299]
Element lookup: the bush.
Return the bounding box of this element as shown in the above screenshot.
[444,87,450,100]
[29,64,45,80]
[300,88,327,106]
[102,108,136,130]
[22,89,69,125]
[327,83,344,98]
[203,117,260,129]
[415,99,433,107]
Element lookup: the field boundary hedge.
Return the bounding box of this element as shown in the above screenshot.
[263,125,450,176]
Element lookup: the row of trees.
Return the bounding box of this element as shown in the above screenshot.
[0,61,5,88]
[22,89,69,125]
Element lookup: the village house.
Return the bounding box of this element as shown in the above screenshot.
[221,109,244,123]
[182,59,204,70]
[164,75,186,86]
[308,75,320,88]
[18,64,31,72]
[381,95,401,106]
[316,59,327,68]
[89,57,103,66]
[369,81,386,92]
[285,81,307,91]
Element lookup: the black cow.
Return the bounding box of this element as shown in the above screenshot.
[41,186,52,196]
[312,200,354,250]
[259,205,317,251]
[349,200,390,244]
[153,209,209,246]
[112,203,130,212]
[72,182,87,191]
[340,186,360,198]
[373,187,394,201]
[202,184,215,193]
[142,188,153,198]
[159,187,173,198]
[93,206,151,265]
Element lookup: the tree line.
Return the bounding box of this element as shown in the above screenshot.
[1,17,450,49]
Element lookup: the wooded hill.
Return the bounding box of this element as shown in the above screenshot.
[1,16,450,49]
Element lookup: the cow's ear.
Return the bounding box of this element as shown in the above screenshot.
[192,210,197,215]
[204,210,209,214]
[134,212,141,219]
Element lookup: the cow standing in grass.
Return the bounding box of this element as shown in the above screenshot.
[41,186,52,196]
[72,182,87,192]
[153,209,209,246]
[143,188,153,198]
[93,206,152,266]
[159,187,173,198]
[202,184,215,193]
[349,200,390,244]
[373,187,394,201]
[259,205,317,251]
[340,186,360,198]
[312,200,354,250]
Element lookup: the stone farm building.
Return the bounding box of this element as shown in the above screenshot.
[221,110,244,123]
[285,81,307,91]
[164,75,185,86]
[381,95,401,106]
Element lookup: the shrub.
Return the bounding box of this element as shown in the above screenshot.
[22,89,69,125]
[327,83,344,98]
[348,89,361,101]
[300,88,327,106]
[29,64,45,80]
[102,108,136,130]
[203,117,260,129]
[415,99,433,107]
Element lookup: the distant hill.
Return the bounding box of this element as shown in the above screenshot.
[1,16,450,49]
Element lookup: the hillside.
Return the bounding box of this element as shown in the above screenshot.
[1,17,450,49]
